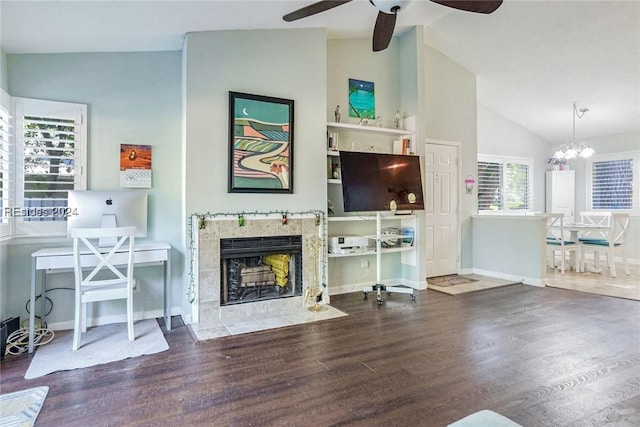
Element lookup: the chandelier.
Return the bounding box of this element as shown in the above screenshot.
[553,102,595,160]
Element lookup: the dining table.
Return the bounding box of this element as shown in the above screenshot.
[562,222,611,272]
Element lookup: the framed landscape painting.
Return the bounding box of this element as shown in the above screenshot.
[228,91,294,193]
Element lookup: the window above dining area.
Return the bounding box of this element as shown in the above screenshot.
[587,151,639,216]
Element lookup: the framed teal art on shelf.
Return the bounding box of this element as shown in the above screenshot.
[348,78,375,120]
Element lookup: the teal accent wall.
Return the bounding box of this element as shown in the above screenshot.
[473,215,546,284]
[183,29,327,216]
[423,44,478,271]
[5,51,183,327]
[0,48,7,91]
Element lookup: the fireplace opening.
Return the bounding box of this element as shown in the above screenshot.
[220,235,303,305]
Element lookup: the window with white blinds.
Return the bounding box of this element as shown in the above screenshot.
[13,98,86,236]
[478,155,533,213]
[0,90,12,238]
[587,151,639,214]
[478,161,503,211]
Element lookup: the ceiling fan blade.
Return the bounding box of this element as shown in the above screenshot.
[372,10,397,52]
[283,0,353,22]
[430,0,503,14]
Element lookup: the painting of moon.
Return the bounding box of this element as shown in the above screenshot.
[228,92,294,193]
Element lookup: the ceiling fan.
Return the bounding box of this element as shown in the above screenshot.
[283,0,503,52]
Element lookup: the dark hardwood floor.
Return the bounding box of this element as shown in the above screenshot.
[2,284,640,426]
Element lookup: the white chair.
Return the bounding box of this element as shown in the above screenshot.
[579,211,611,233]
[578,211,611,270]
[71,226,136,350]
[546,213,581,274]
[581,213,630,278]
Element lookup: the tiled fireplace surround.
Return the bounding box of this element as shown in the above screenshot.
[190,214,345,341]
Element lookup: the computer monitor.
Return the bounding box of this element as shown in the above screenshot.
[67,190,148,240]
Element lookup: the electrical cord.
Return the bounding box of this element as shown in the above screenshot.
[24,286,75,320]
[4,287,74,355]
[5,325,54,355]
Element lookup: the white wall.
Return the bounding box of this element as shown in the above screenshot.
[4,51,183,327]
[477,103,552,212]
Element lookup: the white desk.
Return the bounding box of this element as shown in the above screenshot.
[29,241,172,353]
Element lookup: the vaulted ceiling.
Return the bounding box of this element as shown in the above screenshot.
[2,0,638,144]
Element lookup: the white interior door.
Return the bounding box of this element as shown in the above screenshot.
[424,142,459,277]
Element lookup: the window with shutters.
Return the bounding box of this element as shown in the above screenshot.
[0,90,12,238]
[478,155,533,214]
[587,151,639,215]
[13,97,87,237]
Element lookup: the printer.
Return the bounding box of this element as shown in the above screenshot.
[329,235,369,254]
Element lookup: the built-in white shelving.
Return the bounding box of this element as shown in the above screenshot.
[325,122,419,293]
[327,121,412,136]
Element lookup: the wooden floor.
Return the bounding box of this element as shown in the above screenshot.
[2,285,640,426]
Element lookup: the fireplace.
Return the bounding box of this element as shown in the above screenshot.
[194,214,326,330]
[220,235,303,305]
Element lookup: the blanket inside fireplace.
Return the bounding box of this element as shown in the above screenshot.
[224,257,296,303]
[220,235,303,305]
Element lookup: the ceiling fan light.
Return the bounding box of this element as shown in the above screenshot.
[370,0,410,14]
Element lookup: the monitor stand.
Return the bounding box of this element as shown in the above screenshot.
[99,213,117,247]
[362,211,416,305]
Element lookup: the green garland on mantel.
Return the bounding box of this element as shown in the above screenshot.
[186,210,327,304]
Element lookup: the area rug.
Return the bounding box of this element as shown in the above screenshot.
[428,275,520,296]
[0,386,49,427]
[24,319,168,379]
[428,274,479,287]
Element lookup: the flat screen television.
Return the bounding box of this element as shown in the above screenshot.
[67,190,148,238]
[339,151,425,213]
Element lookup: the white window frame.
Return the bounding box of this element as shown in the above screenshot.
[586,151,639,216]
[478,154,534,214]
[0,89,13,239]
[12,97,87,238]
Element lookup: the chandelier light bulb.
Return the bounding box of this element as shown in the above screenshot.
[565,147,578,159]
[580,146,595,158]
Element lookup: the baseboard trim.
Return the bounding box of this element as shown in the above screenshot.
[471,268,544,287]
[329,277,426,296]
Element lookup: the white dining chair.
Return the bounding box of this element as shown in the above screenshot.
[579,211,611,235]
[580,213,631,278]
[578,211,612,271]
[71,226,136,350]
[546,213,581,274]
